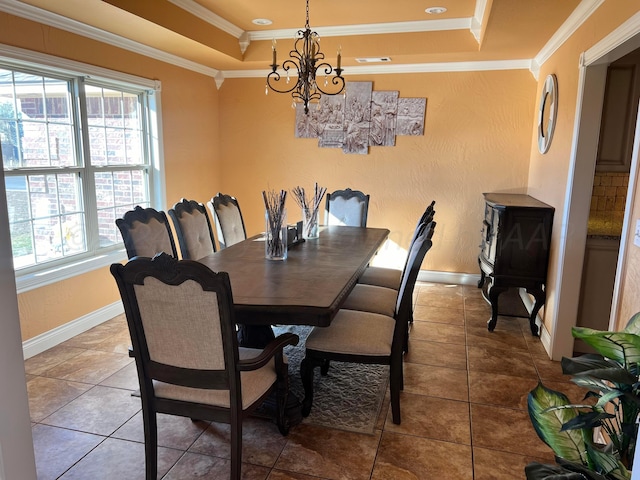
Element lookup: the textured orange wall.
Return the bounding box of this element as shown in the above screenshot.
[217,71,536,272]
[0,12,222,340]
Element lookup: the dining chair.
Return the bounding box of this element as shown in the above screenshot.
[116,205,178,259]
[358,200,436,290]
[167,198,217,260]
[343,220,436,353]
[110,253,298,480]
[208,193,247,249]
[324,188,370,227]
[300,221,435,425]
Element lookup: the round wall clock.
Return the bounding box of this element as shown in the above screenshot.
[537,74,558,154]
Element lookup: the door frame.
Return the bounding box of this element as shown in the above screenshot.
[551,12,640,359]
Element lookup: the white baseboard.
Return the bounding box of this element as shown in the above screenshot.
[418,270,481,286]
[518,288,552,357]
[22,301,124,359]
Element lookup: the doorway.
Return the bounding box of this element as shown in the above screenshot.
[551,18,640,360]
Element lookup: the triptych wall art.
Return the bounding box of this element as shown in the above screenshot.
[294,81,426,155]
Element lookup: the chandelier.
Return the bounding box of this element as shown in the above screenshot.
[265,0,345,115]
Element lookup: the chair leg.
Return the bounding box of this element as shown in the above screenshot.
[300,355,320,417]
[390,357,403,425]
[142,408,157,480]
[230,419,242,480]
[275,367,291,435]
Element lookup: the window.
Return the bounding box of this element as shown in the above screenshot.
[1,60,160,279]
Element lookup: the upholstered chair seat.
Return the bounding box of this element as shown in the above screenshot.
[340,284,397,317]
[357,266,402,290]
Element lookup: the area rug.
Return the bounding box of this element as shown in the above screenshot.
[273,325,389,435]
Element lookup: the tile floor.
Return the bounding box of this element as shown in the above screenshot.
[25,282,587,479]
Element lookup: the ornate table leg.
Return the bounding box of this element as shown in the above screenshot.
[487,284,508,332]
[477,257,486,288]
[525,285,545,337]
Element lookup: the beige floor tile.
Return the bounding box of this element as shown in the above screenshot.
[371,432,473,479]
[27,376,91,422]
[415,290,464,309]
[42,349,133,384]
[467,345,538,379]
[164,452,270,480]
[60,319,128,349]
[24,345,86,375]
[384,392,471,444]
[113,411,209,451]
[274,423,380,480]
[404,339,467,370]
[409,320,466,345]
[189,418,289,468]
[32,424,103,480]
[472,447,552,480]
[468,371,539,410]
[41,385,141,436]
[531,355,571,383]
[470,404,555,460]
[92,328,133,354]
[99,361,139,390]
[413,304,465,325]
[268,470,331,479]
[402,363,469,401]
[58,437,181,479]
[466,325,529,351]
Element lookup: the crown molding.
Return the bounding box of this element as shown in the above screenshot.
[582,9,640,66]
[166,0,244,38]
[0,0,220,79]
[223,59,532,79]
[471,0,489,43]
[248,18,472,41]
[531,0,604,79]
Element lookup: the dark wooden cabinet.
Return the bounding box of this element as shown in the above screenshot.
[478,193,554,336]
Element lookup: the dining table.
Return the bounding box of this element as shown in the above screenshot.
[197,225,390,347]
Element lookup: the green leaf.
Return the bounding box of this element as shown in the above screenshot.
[528,383,587,462]
[524,461,591,479]
[561,411,615,431]
[562,355,617,375]
[571,327,640,366]
[585,444,630,478]
[623,312,640,335]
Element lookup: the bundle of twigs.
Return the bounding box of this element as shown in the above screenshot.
[262,189,287,257]
[291,183,326,238]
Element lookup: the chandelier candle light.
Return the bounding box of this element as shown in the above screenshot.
[265,0,345,114]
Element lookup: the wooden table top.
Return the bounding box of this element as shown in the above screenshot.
[198,226,389,327]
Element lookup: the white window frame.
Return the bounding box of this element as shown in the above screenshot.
[0,44,166,293]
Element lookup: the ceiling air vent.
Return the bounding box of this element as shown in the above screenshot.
[355,57,392,63]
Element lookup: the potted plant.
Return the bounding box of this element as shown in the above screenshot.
[526,313,640,480]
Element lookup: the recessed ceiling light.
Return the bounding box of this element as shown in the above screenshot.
[252,18,273,26]
[355,57,392,63]
[425,6,447,14]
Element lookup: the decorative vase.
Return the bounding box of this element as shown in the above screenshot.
[302,206,319,239]
[265,208,287,260]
